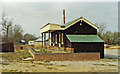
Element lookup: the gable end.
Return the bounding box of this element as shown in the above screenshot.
[64,17,98,30]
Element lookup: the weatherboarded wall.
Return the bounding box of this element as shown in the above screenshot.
[29,49,100,61]
[71,42,104,58]
[64,20,97,35]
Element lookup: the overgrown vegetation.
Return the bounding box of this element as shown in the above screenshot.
[108,64,120,67]
[2,50,32,62]
[1,12,119,46]
[27,53,33,58]
[34,45,42,49]
[44,60,50,62]
[24,33,38,43]
[34,49,52,53]
[1,12,38,44]
[96,22,119,45]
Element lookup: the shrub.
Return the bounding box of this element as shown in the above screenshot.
[44,60,49,62]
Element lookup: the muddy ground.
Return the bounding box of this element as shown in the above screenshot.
[1,59,118,72]
[0,46,119,72]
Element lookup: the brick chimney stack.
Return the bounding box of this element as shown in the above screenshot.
[63,9,65,24]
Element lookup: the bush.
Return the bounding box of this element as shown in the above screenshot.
[44,60,49,62]
[35,45,42,49]
[27,53,32,57]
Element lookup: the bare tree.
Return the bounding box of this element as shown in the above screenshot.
[95,22,106,39]
[111,32,118,45]
[103,31,112,44]
[1,12,13,42]
[24,33,37,43]
[9,25,24,44]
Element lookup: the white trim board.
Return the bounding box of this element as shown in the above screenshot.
[65,17,98,30]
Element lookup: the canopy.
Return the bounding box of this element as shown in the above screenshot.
[66,35,104,42]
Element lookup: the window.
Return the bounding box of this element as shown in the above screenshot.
[80,20,82,26]
[75,31,78,33]
[80,23,82,26]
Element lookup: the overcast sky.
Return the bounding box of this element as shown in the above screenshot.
[1,2,118,36]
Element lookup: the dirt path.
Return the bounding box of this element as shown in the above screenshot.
[2,59,118,72]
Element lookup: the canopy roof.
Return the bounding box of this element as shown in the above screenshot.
[66,35,104,42]
[35,38,42,42]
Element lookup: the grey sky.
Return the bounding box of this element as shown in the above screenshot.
[1,2,118,36]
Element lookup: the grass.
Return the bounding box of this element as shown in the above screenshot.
[108,64,120,67]
[30,61,34,64]
[2,62,10,65]
[34,49,52,53]
[31,64,36,67]
[38,50,47,53]
[47,66,53,69]
[34,45,42,49]
[60,65,67,67]
[27,53,33,58]
[104,46,120,49]
[65,50,68,52]
[93,63,120,67]
[118,59,120,61]
[2,49,32,62]
[44,60,50,62]
[93,64,106,66]
[2,69,18,72]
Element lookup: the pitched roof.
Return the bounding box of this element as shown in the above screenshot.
[63,18,79,27]
[66,35,104,42]
[40,23,61,29]
[35,38,42,42]
[62,17,98,29]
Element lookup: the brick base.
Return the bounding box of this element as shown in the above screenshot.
[42,46,47,49]
[29,49,100,61]
[65,48,74,53]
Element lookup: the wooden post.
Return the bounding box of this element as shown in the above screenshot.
[55,34,57,45]
[55,33,58,50]
[48,30,50,46]
[53,33,55,47]
[41,33,43,48]
[44,32,46,46]
[51,32,53,47]
[108,39,109,48]
[58,32,61,49]
[62,33,64,47]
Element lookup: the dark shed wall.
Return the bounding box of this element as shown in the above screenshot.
[0,43,14,52]
[71,42,104,58]
[64,21,97,35]
[66,38,71,48]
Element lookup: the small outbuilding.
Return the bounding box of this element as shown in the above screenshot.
[34,38,42,46]
[0,42,14,52]
[28,40,35,46]
[20,40,26,45]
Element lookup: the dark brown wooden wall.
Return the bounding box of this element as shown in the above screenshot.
[1,43,14,52]
[64,20,97,35]
[66,37,71,48]
[51,20,104,58]
[71,42,104,58]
